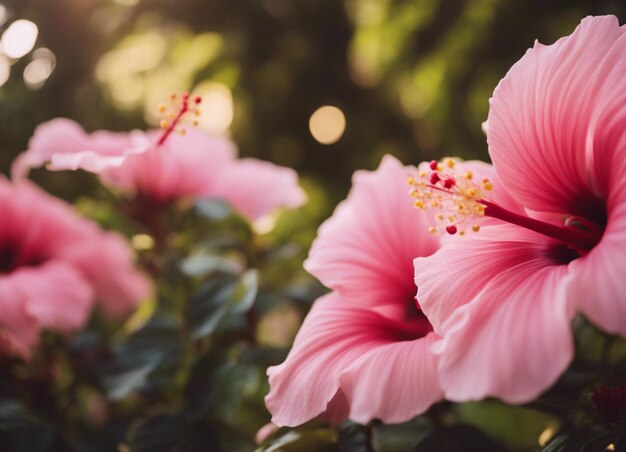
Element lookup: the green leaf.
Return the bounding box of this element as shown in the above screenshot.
[230,269,259,314]
[185,350,260,420]
[181,252,243,277]
[257,429,336,452]
[186,270,259,339]
[128,413,220,452]
[102,319,183,400]
[195,198,232,220]
[186,273,238,339]
[338,422,372,452]
[412,424,505,452]
[455,400,558,450]
[542,426,612,452]
[371,417,431,452]
[0,401,70,452]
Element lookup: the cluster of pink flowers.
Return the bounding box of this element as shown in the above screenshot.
[266,15,626,426]
[2,94,306,358]
[0,177,151,357]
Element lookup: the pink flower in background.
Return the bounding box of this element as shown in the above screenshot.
[0,177,150,357]
[266,156,443,426]
[412,16,626,404]
[14,95,306,221]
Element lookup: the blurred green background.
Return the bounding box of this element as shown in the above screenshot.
[0,0,625,211]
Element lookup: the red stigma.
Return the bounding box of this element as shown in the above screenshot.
[446,225,457,235]
[429,160,438,171]
[443,177,456,189]
[156,92,203,147]
[429,173,441,185]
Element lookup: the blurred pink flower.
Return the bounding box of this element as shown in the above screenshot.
[266,156,443,426]
[14,117,306,221]
[413,16,626,404]
[0,177,151,357]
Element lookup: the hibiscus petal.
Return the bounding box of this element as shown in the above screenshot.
[487,16,626,214]
[572,131,626,336]
[434,261,575,403]
[574,47,626,336]
[339,332,442,424]
[64,233,152,318]
[265,293,441,426]
[305,155,438,305]
[9,261,94,332]
[100,130,237,203]
[0,280,40,358]
[414,224,552,335]
[13,118,146,177]
[209,158,307,221]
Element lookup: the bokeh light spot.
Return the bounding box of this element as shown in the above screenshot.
[0,54,9,87]
[193,81,234,135]
[0,5,7,27]
[23,49,56,89]
[2,19,38,59]
[308,105,346,145]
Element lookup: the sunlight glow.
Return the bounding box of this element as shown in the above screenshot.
[0,54,9,87]
[23,49,56,89]
[0,5,7,27]
[309,105,346,145]
[194,81,234,135]
[2,19,38,59]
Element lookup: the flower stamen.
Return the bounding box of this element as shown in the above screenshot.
[408,158,490,236]
[408,158,602,251]
[156,92,202,146]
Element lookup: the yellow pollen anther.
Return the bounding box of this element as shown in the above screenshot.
[472,224,480,233]
[428,227,437,234]
[156,92,204,146]
[409,158,492,236]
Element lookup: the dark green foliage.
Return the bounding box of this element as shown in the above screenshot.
[102,319,183,400]
[412,424,506,452]
[0,401,71,452]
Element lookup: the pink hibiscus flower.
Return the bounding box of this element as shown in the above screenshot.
[412,16,626,403]
[0,177,151,357]
[266,156,443,426]
[14,94,306,221]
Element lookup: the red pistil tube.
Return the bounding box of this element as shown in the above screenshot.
[157,92,190,147]
[481,200,601,252]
